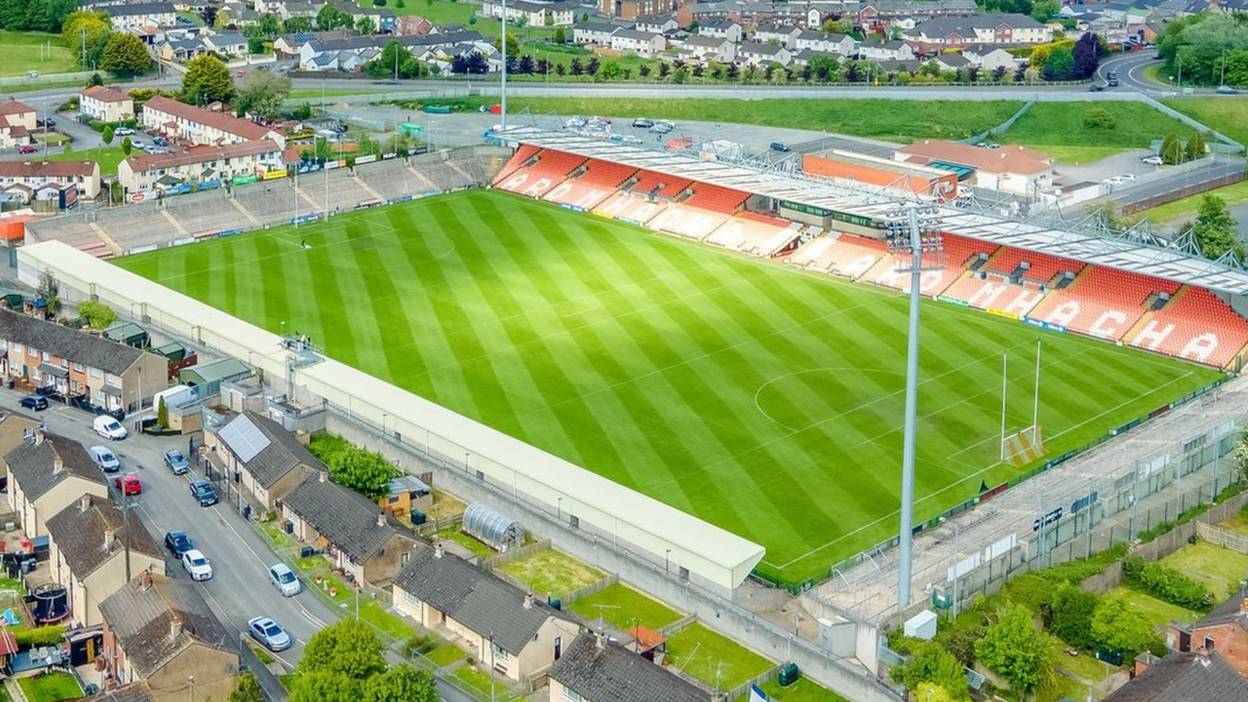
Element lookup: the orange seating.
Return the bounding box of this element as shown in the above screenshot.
[821,234,890,280]
[986,247,1082,285]
[683,184,749,214]
[1029,267,1179,341]
[1131,286,1248,367]
[872,234,997,296]
[630,170,692,199]
[648,203,731,240]
[593,191,670,223]
[706,212,801,255]
[493,144,541,184]
[495,148,587,197]
[942,274,1047,316]
[544,159,639,210]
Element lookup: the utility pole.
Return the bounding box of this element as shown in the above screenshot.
[500,0,508,131]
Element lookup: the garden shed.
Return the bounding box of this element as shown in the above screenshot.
[462,502,525,552]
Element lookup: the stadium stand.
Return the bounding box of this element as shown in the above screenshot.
[683,184,749,214]
[93,204,184,252]
[815,233,891,280]
[494,149,587,198]
[493,144,541,183]
[942,272,1048,317]
[1129,286,1248,368]
[167,192,234,235]
[869,233,997,296]
[543,160,638,211]
[985,247,1083,288]
[629,170,692,199]
[706,212,803,256]
[648,203,733,241]
[1029,267,1180,340]
[24,218,111,255]
[593,190,670,224]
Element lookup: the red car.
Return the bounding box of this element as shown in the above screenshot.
[17,145,36,154]
[114,472,141,496]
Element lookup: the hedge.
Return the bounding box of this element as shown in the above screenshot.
[1123,555,1213,611]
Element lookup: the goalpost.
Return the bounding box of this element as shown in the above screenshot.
[1000,340,1046,466]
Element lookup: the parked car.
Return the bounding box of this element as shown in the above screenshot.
[153,137,168,147]
[94,415,127,440]
[114,472,141,496]
[164,531,193,557]
[649,121,674,134]
[631,118,654,128]
[89,445,120,473]
[189,480,218,507]
[1217,85,1238,95]
[769,141,790,152]
[1142,155,1165,166]
[44,117,55,127]
[164,449,190,475]
[269,564,301,596]
[1089,83,1105,92]
[17,145,36,154]
[181,549,212,581]
[18,395,47,411]
[114,127,134,136]
[247,617,291,652]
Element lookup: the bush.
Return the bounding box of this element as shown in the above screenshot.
[402,634,437,658]
[1082,107,1116,130]
[1090,597,1165,661]
[14,625,67,647]
[1123,556,1212,610]
[892,641,970,701]
[1050,583,1099,650]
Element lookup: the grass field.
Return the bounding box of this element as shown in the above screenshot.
[1162,97,1248,147]
[998,103,1195,163]
[568,582,683,630]
[497,548,604,598]
[1160,540,1248,602]
[1105,586,1199,632]
[0,31,76,77]
[1135,180,1248,225]
[734,677,849,702]
[17,672,82,702]
[47,145,127,176]
[667,622,773,690]
[115,190,1222,583]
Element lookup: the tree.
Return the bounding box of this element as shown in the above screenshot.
[975,604,1052,695]
[355,16,375,34]
[1073,32,1100,79]
[181,54,235,104]
[569,57,583,75]
[101,33,151,76]
[291,671,364,702]
[1049,583,1099,650]
[1193,193,1245,260]
[229,673,265,702]
[300,619,387,680]
[892,642,969,701]
[61,10,110,67]
[395,0,404,8]
[553,27,565,44]
[1186,131,1208,160]
[77,300,116,329]
[586,57,600,75]
[199,5,218,26]
[1160,132,1184,165]
[1042,46,1075,81]
[1090,598,1162,661]
[36,272,60,315]
[913,684,956,702]
[284,16,313,33]
[121,136,132,156]
[156,395,169,427]
[101,124,114,145]
[235,70,292,120]
[329,449,397,500]
[363,665,437,702]
[316,5,352,31]
[259,12,281,37]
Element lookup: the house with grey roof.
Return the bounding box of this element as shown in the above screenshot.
[857,38,914,61]
[903,12,1051,50]
[696,18,744,42]
[205,410,323,509]
[610,29,667,57]
[202,31,247,57]
[794,29,858,56]
[737,40,791,66]
[47,493,165,626]
[281,471,421,584]
[100,572,239,702]
[88,681,156,702]
[1104,650,1248,701]
[392,543,579,683]
[753,22,802,48]
[548,632,712,702]
[682,34,737,62]
[6,431,108,537]
[573,22,620,47]
[0,308,168,416]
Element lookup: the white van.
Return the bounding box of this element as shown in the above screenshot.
[93,415,128,440]
[88,445,120,472]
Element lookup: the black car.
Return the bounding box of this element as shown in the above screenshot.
[189,480,218,507]
[18,395,47,411]
[164,530,193,557]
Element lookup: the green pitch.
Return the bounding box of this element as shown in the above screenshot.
[116,190,1222,584]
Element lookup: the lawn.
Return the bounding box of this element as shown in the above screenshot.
[1163,97,1248,147]
[439,529,494,560]
[0,31,76,77]
[1160,540,1248,602]
[1105,586,1199,632]
[667,622,773,691]
[569,583,682,631]
[451,665,522,700]
[497,548,605,599]
[46,145,128,176]
[258,519,299,550]
[306,567,413,642]
[1219,508,1248,536]
[427,641,469,667]
[999,103,1196,161]
[456,97,1022,142]
[17,672,82,702]
[115,190,1222,584]
[1135,179,1248,224]
[734,677,849,702]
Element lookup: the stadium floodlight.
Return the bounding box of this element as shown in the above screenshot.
[882,204,943,613]
[500,0,508,132]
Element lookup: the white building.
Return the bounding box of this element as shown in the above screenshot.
[610,29,667,56]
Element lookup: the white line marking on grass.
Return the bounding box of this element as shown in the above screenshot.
[752,367,904,430]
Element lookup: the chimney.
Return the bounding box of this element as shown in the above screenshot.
[523,593,534,610]
[139,569,153,591]
[376,512,386,528]
[594,629,605,650]
[319,470,328,483]
[79,494,91,512]
[103,529,116,551]
[169,616,183,640]
[51,448,63,474]
[433,543,443,559]
[33,429,44,446]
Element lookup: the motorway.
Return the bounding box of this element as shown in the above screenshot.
[0,388,472,702]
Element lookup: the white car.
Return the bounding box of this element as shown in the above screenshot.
[1118,173,1136,183]
[114,127,134,136]
[93,415,127,440]
[88,445,120,473]
[182,549,212,581]
[1142,156,1164,166]
[269,563,301,596]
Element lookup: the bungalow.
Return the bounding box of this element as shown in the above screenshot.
[104,2,179,33]
[610,29,667,57]
[6,431,109,538]
[573,22,620,47]
[927,53,970,72]
[392,543,580,682]
[157,37,211,62]
[80,86,135,124]
[548,633,712,702]
[683,34,737,62]
[100,572,239,702]
[46,494,166,626]
[963,45,1017,72]
[204,410,322,510]
[202,31,248,56]
[281,471,422,584]
[794,29,858,56]
[696,19,743,42]
[737,40,791,66]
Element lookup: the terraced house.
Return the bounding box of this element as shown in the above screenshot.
[5,431,109,538]
[139,96,286,149]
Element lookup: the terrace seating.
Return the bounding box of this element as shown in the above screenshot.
[870,234,997,296]
[629,170,692,199]
[1129,286,1248,368]
[25,218,109,252]
[1028,267,1180,341]
[706,212,802,256]
[543,160,638,210]
[593,191,671,224]
[648,203,731,241]
[494,149,587,198]
[820,234,890,280]
[683,184,749,214]
[167,193,234,236]
[985,247,1082,287]
[941,273,1048,317]
[493,144,541,184]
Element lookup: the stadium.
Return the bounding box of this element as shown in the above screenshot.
[18,129,1247,592]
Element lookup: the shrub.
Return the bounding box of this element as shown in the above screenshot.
[892,641,970,701]
[1123,556,1212,610]
[1082,107,1116,130]
[14,625,67,647]
[1090,597,1165,661]
[1050,583,1099,650]
[402,634,437,658]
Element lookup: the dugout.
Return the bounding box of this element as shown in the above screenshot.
[462,502,525,552]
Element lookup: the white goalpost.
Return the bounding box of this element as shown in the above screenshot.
[1000,340,1046,466]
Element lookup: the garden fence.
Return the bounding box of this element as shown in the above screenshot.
[1195,521,1248,555]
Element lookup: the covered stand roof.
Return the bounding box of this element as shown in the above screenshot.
[499,124,1248,297]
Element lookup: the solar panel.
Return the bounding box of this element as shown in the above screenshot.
[219,415,271,464]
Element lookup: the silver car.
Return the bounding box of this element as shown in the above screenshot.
[88,445,120,473]
[248,616,292,652]
[268,563,301,597]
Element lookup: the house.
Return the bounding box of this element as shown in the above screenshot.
[89,682,156,702]
[46,494,165,627]
[272,29,356,56]
[794,29,858,56]
[392,543,580,682]
[0,99,36,149]
[139,96,286,149]
[857,0,976,28]
[963,45,1017,73]
[396,15,434,35]
[896,140,1054,196]
[0,410,39,487]
[903,13,1052,51]
[329,0,395,32]
[737,40,791,66]
[1102,650,1248,701]
[281,471,422,584]
[100,572,239,702]
[0,160,101,200]
[683,34,737,62]
[857,38,914,61]
[573,22,620,47]
[598,0,679,20]
[927,52,970,72]
[480,0,576,27]
[0,308,168,414]
[548,632,712,702]
[157,37,211,62]
[682,1,810,28]
[1167,589,1248,678]
[202,31,248,56]
[610,29,667,56]
[117,138,284,194]
[80,86,135,124]
[203,410,322,510]
[6,431,109,538]
[634,14,678,33]
[696,19,743,42]
[104,2,179,33]
[753,22,802,48]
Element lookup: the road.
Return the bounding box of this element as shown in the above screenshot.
[0,388,474,702]
[1088,156,1244,213]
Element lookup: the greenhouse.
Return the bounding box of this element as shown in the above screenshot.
[462,502,525,552]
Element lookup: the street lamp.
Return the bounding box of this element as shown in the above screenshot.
[882,204,943,612]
